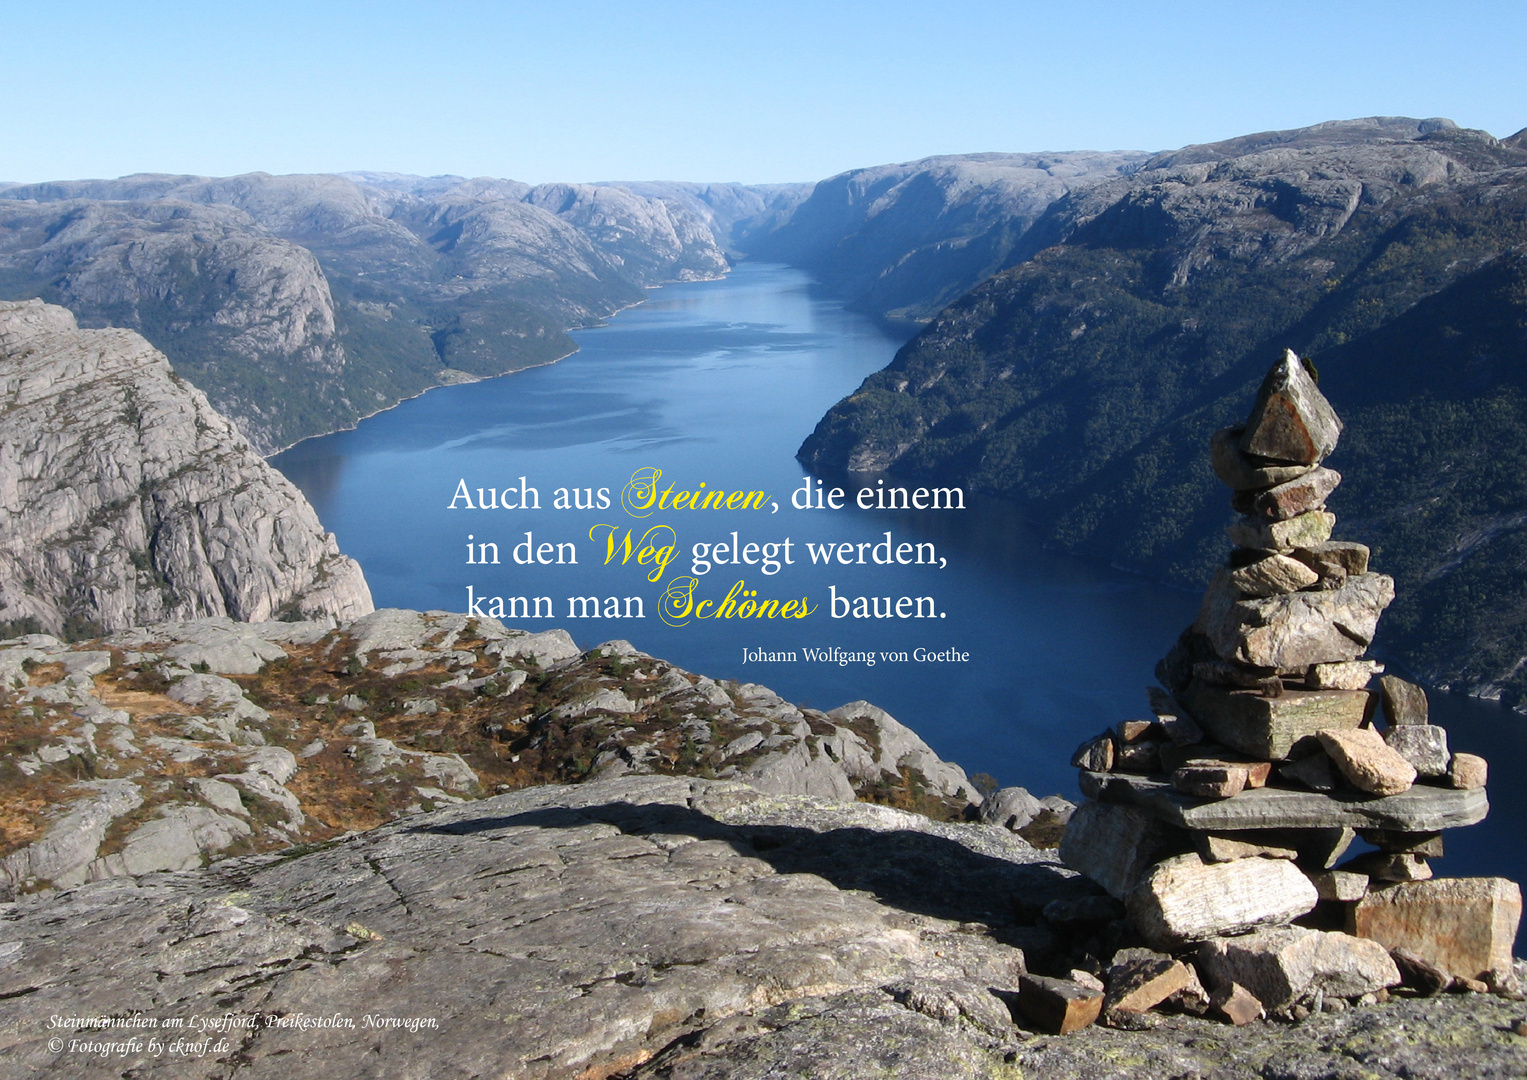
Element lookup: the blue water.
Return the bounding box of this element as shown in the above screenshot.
[274,262,1526,936]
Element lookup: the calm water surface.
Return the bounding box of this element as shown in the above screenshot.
[274,262,1526,925]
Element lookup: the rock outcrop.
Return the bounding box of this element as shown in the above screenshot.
[0,608,981,899]
[0,299,372,637]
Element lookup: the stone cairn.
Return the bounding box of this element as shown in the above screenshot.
[1022,351,1523,1034]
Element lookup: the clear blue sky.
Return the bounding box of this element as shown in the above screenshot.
[2,0,1522,185]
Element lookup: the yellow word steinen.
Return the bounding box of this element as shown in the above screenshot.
[660,577,815,628]
[589,523,677,583]
[623,467,768,518]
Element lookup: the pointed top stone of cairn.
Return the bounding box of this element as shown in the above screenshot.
[1238,348,1343,465]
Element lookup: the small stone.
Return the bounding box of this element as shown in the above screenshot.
[1239,349,1342,465]
[1228,554,1321,598]
[1448,752,1487,790]
[1211,427,1316,491]
[1165,963,1212,1016]
[1114,740,1162,774]
[1248,467,1343,522]
[1147,686,1204,746]
[1357,829,1444,856]
[1513,1018,1527,1036]
[1226,510,1336,552]
[1104,957,1194,1014]
[1116,719,1159,743]
[1379,676,1429,726]
[1196,833,1298,863]
[1192,659,1277,689]
[1127,853,1318,948]
[1173,765,1248,799]
[1013,974,1103,1034]
[1280,750,1339,792]
[1211,982,1265,1026]
[1391,947,1451,995]
[1067,969,1106,993]
[1340,851,1433,883]
[1351,877,1523,985]
[1099,1007,1159,1030]
[1291,541,1370,579]
[1308,870,1369,902]
[1299,827,1358,871]
[1158,747,1270,788]
[1376,721,1450,779]
[1197,926,1399,1012]
[1452,975,1490,994]
[1071,734,1115,772]
[1307,660,1384,691]
[1318,727,1417,796]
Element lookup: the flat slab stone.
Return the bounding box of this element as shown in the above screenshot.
[1211,426,1316,491]
[1291,541,1370,579]
[1247,467,1342,522]
[1181,682,1371,760]
[1078,771,1489,832]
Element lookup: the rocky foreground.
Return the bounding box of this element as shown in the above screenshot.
[0,298,372,637]
[0,775,1523,1079]
[0,607,1524,1078]
[0,608,990,898]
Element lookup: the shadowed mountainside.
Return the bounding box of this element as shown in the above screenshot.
[799,118,1527,705]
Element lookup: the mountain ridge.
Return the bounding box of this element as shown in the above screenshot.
[799,118,1527,705]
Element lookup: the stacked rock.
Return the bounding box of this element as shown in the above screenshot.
[1054,350,1521,1028]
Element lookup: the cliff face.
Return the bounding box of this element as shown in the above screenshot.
[0,173,735,452]
[0,299,372,635]
[800,118,1527,705]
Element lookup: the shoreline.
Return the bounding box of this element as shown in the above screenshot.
[263,267,733,460]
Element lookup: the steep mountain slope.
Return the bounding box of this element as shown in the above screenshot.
[0,299,372,636]
[747,150,1148,318]
[0,173,731,452]
[801,118,1527,704]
